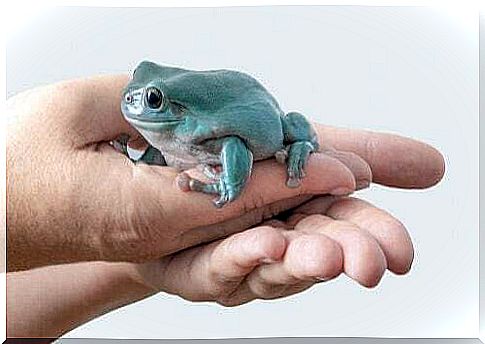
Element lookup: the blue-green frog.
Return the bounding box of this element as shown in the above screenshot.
[120,61,319,207]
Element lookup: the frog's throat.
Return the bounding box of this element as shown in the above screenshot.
[126,117,183,131]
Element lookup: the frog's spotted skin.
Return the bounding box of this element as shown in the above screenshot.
[121,61,319,207]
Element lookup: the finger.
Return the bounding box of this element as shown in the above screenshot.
[219,278,313,307]
[27,74,444,188]
[91,145,312,261]
[219,230,342,305]
[295,214,387,288]
[158,226,287,302]
[324,197,414,275]
[248,231,342,291]
[188,151,356,211]
[207,226,287,281]
[292,196,414,275]
[109,151,358,257]
[321,148,372,190]
[315,124,445,189]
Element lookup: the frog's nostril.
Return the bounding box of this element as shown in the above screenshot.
[124,94,133,103]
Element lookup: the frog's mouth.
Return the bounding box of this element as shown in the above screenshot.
[125,116,184,131]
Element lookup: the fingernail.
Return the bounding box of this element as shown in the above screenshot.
[329,187,353,196]
[356,179,370,190]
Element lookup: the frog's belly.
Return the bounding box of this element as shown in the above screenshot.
[162,148,220,171]
[140,130,220,171]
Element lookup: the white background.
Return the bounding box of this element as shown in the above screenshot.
[6,5,478,339]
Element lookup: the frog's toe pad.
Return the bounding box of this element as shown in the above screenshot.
[286,176,301,188]
[213,197,227,208]
[275,149,288,164]
[212,181,243,208]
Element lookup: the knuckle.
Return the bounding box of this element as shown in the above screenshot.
[363,134,380,164]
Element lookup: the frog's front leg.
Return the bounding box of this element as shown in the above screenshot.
[179,137,253,208]
[112,135,167,166]
[280,111,320,188]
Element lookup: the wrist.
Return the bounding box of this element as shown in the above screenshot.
[96,262,157,306]
[7,261,156,338]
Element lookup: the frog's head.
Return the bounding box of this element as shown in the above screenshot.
[121,62,184,132]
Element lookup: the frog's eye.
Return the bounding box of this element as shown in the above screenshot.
[145,87,164,110]
[124,93,134,104]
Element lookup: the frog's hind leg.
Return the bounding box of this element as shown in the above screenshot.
[196,164,221,181]
[177,164,221,194]
[280,111,320,188]
[177,137,253,208]
[177,173,220,194]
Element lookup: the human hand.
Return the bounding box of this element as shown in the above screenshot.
[6,195,415,338]
[6,75,370,271]
[6,75,443,272]
[129,195,413,306]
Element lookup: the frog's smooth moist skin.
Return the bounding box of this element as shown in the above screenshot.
[121,61,319,207]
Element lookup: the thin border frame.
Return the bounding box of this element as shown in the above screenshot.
[3,5,482,344]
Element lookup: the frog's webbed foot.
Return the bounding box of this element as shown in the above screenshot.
[177,171,247,208]
[286,141,316,188]
[177,172,219,194]
[281,111,320,188]
[213,179,246,208]
[177,137,253,208]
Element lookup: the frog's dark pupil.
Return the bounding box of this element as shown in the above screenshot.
[146,88,163,109]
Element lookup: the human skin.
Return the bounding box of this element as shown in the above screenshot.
[7,75,374,271]
[6,75,444,339]
[7,74,442,272]
[8,195,415,339]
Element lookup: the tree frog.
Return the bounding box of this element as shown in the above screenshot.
[121,61,319,207]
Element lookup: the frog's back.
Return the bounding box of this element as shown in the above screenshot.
[167,70,280,113]
[135,62,285,159]
[134,61,281,113]
[132,61,188,83]
[170,69,285,159]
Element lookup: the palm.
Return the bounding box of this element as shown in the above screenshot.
[134,195,413,306]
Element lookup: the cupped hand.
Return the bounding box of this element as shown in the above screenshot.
[6,74,443,271]
[130,195,413,306]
